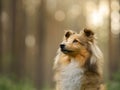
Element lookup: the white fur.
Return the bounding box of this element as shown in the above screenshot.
[54,51,60,65]
[89,41,103,64]
[53,49,61,69]
[59,59,84,90]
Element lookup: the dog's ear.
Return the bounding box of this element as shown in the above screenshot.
[64,30,75,38]
[84,28,94,37]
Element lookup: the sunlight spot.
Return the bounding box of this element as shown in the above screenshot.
[99,1,109,16]
[54,10,65,22]
[87,10,103,27]
[25,35,36,48]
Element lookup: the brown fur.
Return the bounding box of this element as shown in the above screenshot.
[54,29,105,90]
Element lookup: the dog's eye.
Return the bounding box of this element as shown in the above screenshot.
[73,39,79,43]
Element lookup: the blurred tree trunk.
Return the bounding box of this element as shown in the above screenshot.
[24,4,39,83]
[23,0,45,89]
[109,34,120,77]
[0,0,2,73]
[108,0,120,78]
[11,0,26,78]
[35,0,46,88]
[0,0,13,74]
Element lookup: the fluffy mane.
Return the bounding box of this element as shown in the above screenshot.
[53,29,105,90]
[89,40,103,64]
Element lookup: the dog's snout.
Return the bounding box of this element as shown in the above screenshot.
[60,44,65,49]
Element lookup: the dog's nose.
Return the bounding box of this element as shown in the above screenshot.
[60,44,65,49]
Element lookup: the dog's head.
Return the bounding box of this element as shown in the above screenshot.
[60,28,95,56]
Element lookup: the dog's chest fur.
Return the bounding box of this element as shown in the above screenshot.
[60,59,84,90]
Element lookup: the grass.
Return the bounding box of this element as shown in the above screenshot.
[0,75,36,90]
[107,71,120,90]
[1,72,120,90]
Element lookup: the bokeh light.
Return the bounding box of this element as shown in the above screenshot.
[25,35,36,48]
[1,12,8,25]
[99,1,109,16]
[111,11,120,35]
[54,10,66,22]
[111,0,120,36]
[111,0,119,11]
[92,11,103,26]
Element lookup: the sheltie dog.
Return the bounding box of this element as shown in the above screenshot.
[53,28,105,90]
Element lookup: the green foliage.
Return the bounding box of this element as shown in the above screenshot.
[42,86,53,90]
[0,76,36,90]
[107,72,120,90]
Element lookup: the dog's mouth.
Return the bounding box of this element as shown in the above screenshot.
[61,48,73,54]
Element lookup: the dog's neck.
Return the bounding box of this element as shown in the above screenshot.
[60,58,84,90]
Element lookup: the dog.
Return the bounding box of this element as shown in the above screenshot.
[53,28,105,90]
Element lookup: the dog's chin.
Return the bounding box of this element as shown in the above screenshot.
[61,48,74,54]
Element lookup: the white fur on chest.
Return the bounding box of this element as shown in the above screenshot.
[60,60,84,90]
